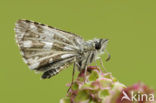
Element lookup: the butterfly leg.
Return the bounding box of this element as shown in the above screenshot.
[100,49,111,72]
[100,58,107,73]
[84,52,92,83]
[67,62,76,92]
[84,65,87,83]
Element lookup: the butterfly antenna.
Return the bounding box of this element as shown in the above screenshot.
[105,49,111,62]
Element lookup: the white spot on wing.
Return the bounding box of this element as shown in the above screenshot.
[28,57,39,63]
[61,54,74,58]
[30,24,37,30]
[16,32,25,40]
[64,46,73,50]
[43,42,53,50]
[49,58,53,63]
[40,26,55,41]
[55,69,59,72]
[23,40,33,47]
[29,62,40,69]
[76,39,81,45]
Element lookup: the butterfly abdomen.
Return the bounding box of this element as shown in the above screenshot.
[41,69,58,79]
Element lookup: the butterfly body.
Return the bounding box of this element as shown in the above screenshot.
[15,20,109,79]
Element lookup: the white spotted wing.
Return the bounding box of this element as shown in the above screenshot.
[15,20,84,78]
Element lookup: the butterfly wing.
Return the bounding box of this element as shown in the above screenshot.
[15,20,84,78]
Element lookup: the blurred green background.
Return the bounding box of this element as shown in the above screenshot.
[0,0,156,103]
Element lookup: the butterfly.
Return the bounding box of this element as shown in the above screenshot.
[15,20,110,80]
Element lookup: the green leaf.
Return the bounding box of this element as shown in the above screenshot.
[75,90,89,102]
[88,70,99,81]
[99,89,109,98]
[71,82,79,91]
[99,79,112,88]
[103,73,112,79]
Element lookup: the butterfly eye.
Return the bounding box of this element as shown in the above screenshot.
[95,42,101,50]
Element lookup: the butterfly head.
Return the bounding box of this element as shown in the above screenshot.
[93,38,111,61]
[94,38,109,53]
